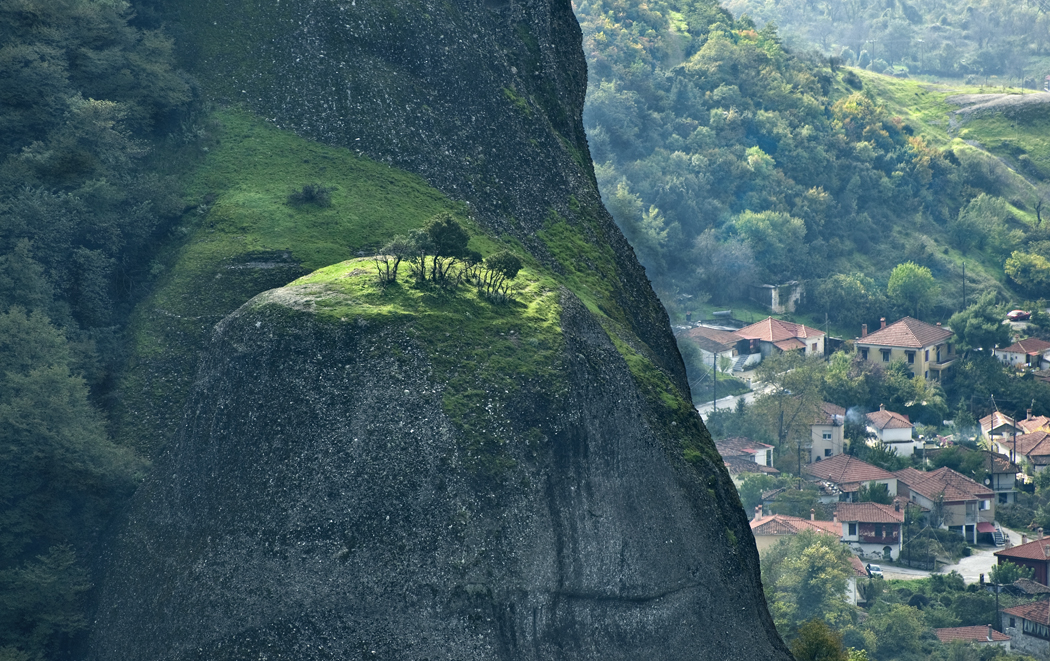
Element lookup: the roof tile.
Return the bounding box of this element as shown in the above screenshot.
[803,454,895,485]
[835,502,905,524]
[857,316,953,349]
[894,466,994,502]
[934,626,1010,643]
[736,317,825,343]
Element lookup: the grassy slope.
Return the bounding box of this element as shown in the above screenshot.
[119,107,706,467]
[117,108,462,453]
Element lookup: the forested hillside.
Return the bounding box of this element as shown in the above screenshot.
[721,0,1050,81]
[0,0,193,657]
[573,0,1050,335]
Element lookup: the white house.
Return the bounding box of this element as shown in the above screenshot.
[867,405,919,456]
[996,338,1050,371]
[810,402,845,464]
[836,502,905,561]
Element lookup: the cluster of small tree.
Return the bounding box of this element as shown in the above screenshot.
[373,214,522,301]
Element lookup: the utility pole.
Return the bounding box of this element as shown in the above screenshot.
[962,263,966,310]
[712,351,717,412]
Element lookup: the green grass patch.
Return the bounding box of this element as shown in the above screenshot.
[280,258,567,475]
[116,107,465,455]
[502,87,532,118]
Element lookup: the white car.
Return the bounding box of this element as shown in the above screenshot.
[866,564,884,578]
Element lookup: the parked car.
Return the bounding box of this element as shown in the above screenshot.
[866,564,884,578]
[1007,310,1032,321]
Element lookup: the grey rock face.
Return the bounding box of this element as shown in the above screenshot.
[89,0,792,657]
[91,292,789,659]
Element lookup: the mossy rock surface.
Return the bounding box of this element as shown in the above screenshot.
[93,0,790,657]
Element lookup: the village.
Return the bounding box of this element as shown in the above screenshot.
[679,307,1050,656]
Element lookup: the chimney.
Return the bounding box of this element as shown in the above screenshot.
[1040,528,1044,540]
[895,502,900,512]
[833,513,838,523]
[987,625,993,642]
[936,322,942,327]
[880,403,886,412]
[1023,533,1029,545]
[810,508,816,521]
[755,505,762,519]
[880,317,886,329]
[861,323,868,338]
[1029,408,1034,420]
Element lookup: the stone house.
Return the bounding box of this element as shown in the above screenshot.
[996,535,1050,586]
[1002,600,1050,657]
[835,501,905,561]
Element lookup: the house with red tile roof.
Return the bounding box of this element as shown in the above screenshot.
[835,502,905,561]
[855,316,955,380]
[810,402,845,464]
[846,555,870,606]
[895,467,994,542]
[982,411,1022,442]
[1019,413,1050,436]
[926,447,1019,504]
[749,511,840,552]
[1002,600,1050,657]
[802,454,897,501]
[1002,431,1050,473]
[996,535,1050,586]
[679,325,745,372]
[934,626,1010,650]
[735,317,825,358]
[866,405,918,456]
[996,337,1050,371]
[716,437,774,467]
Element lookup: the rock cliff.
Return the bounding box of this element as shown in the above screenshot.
[90,0,792,657]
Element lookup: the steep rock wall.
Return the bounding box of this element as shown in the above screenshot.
[92,283,789,659]
[91,0,792,657]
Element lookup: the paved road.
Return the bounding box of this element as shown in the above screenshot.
[882,526,1023,583]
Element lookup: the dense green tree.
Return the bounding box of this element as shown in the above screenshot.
[887,262,938,319]
[948,292,1012,354]
[791,620,849,661]
[863,604,926,659]
[0,307,144,657]
[857,481,893,504]
[761,530,858,639]
[989,560,1033,586]
[1005,251,1050,297]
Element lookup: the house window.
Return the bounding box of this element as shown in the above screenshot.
[875,524,883,538]
[981,500,991,510]
[937,348,942,362]
[811,343,817,353]
[848,523,857,536]
[925,349,929,361]
[823,432,832,440]
[1023,619,1050,640]
[906,351,915,364]
[880,349,890,362]
[860,348,868,360]
[765,450,771,465]
[825,449,832,457]
[1011,618,1016,628]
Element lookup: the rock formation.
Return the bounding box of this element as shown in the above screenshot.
[89,0,792,658]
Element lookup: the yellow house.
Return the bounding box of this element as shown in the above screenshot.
[855,317,954,380]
